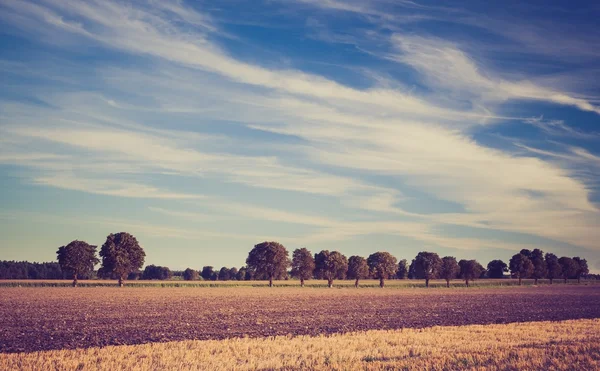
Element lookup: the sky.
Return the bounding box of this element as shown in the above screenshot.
[0,0,599,272]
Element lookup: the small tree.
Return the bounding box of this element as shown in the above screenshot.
[236,267,247,281]
[347,256,369,288]
[99,232,145,287]
[183,268,199,281]
[367,252,398,288]
[530,249,547,285]
[439,256,459,288]
[509,253,534,285]
[142,265,172,280]
[314,250,348,288]
[396,259,408,279]
[459,259,484,287]
[56,240,99,287]
[413,252,442,287]
[201,266,215,281]
[291,248,315,287]
[573,257,589,283]
[545,253,561,284]
[229,267,239,281]
[558,257,577,283]
[246,241,290,287]
[486,260,508,279]
[218,266,231,281]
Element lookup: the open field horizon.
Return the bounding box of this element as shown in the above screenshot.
[2,285,599,354]
[2,319,599,370]
[1,278,596,288]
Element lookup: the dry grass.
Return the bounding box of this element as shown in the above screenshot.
[2,319,599,370]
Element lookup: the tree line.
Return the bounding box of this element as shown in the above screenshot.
[0,233,592,287]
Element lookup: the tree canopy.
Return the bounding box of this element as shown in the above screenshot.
[573,257,589,283]
[544,253,561,284]
[347,256,370,288]
[486,260,508,279]
[246,241,290,287]
[367,252,397,288]
[291,248,315,287]
[458,259,484,287]
[183,268,199,281]
[558,257,577,283]
[99,232,145,287]
[413,252,442,287]
[142,265,172,280]
[314,250,348,288]
[396,259,408,279]
[56,240,99,287]
[529,249,547,284]
[439,256,459,287]
[509,253,534,285]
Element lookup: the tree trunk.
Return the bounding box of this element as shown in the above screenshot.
[354,278,359,288]
[550,278,553,285]
[446,279,450,288]
[564,277,568,284]
[425,278,429,288]
[379,277,384,288]
[578,276,581,284]
[269,276,273,287]
[518,275,522,286]
[328,278,333,288]
[465,279,469,288]
[534,278,538,285]
[300,278,304,287]
[72,274,78,288]
[118,276,124,287]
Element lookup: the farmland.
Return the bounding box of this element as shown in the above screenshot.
[2,319,599,370]
[1,285,600,354]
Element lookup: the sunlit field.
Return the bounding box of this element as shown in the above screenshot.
[2,319,599,370]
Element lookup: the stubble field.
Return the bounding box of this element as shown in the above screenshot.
[1,285,600,354]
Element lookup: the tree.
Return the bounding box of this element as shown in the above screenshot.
[99,232,145,287]
[413,252,442,287]
[291,248,315,287]
[367,252,397,288]
[236,267,247,281]
[558,257,577,283]
[509,253,534,285]
[142,265,172,280]
[56,240,99,287]
[314,250,348,288]
[183,268,199,281]
[545,253,561,284]
[218,267,231,281]
[458,259,484,287]
[530,249,547,285]
[201,266,215,281]
[246,241,290,287]
[396,259,408,279]
[229,267,239,281]
[487,260,508,279]
[439,256,459,288]
[347,256,369,288]
[573,257,589,283]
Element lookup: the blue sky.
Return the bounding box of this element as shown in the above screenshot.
[1,0,599,272]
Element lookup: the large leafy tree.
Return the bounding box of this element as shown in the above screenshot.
[314,250,348,288]
[99,232,145,287]
[413,252,442,287]
[530,249,547,285]
[367,252,397,288]
[544,253,561,284]
[246,241,290,287]
[573,257,589,283]
[347,256,369,288]
[458,259,485,287]
[486,260,508,279]
[56,240,99,287]
[291,248,315,287]
[396,259,408,279]
[509,253,534,285]
[558,257,577,283]
[183,268,199,281]
[439,256,459,288]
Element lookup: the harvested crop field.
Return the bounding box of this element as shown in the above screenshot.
[1,285,599,353]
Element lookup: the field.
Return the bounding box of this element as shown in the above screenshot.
[2,319,599,370]
[1,285,600,355]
